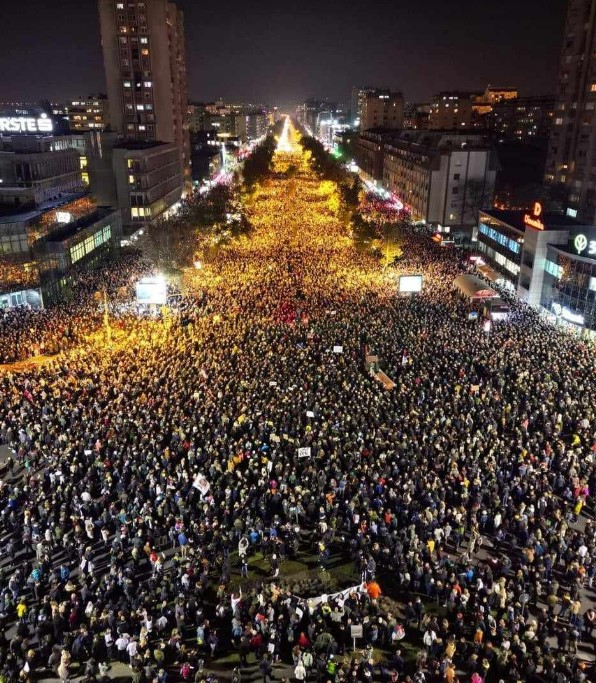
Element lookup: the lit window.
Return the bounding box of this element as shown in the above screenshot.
[124,81,131,88]
[141,49,149,56]
[591,84,596,92]
[144,81,152,88]
[136,105,144,110]
[127,159,134,168]
[140,37,148,44]
[131,207,139,217]
[138,125,146,130]
[555,117,563,125]
[117,2,124,7]
[129,175,135,184]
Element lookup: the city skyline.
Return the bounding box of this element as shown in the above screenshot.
[0,0,567,107]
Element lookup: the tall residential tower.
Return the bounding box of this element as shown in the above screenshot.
[545,0,596,221]
[98,0,190,187]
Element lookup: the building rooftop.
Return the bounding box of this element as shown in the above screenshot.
[480,208,592,232]
[43,207,115,244]
[113,139,169,151]
[434,91,479,98]
[385,129,494,152]
[0,192,87,223]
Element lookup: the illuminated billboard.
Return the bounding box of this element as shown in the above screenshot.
[0,114,53,134]
[398,275,423,293]
[136,276,167,305]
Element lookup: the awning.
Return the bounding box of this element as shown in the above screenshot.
[453,274,499,300]
[477,264,500,282]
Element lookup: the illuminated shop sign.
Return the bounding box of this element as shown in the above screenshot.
[523,201,545,230]
[0,113,53,134]
[573,233,596,256]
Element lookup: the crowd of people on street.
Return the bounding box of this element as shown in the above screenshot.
[0,255,149,364]
[0,124,594,683]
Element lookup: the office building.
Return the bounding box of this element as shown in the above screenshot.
[0,135,84,208]
[98,0,190,188]
[0,120,120,306]
[476,204,596,336]
[360,91,404,131]
[67,96,110,132]
[0,202,121,308]
[429,92,475,130]
[545,0,596,222]
[382,130,498,233]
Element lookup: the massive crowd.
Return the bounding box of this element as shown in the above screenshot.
[0,123,594,683]
[0,255,149,365]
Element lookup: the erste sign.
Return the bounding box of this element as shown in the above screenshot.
[0,114,53,134]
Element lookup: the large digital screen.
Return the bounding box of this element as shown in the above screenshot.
[136,277,167,305]
[398,275,423,293]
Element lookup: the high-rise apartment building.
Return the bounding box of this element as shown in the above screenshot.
[98,0,190,188]
[67,96,110,132]
[429,92,476,130]
[360,91,404,131]
[545,0,596,221]
[350,86,379,126]
[491,96,555,143]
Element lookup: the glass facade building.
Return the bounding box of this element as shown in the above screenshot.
[543,244,596,334]
[476,209,596,333]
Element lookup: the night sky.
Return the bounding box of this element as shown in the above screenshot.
[0,0,567,108]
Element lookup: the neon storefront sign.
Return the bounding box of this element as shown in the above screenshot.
[574,233,596,256]
[523,201,545,230]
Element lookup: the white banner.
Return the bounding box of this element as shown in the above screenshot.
[192,474,210,495]
[295,582,366,607]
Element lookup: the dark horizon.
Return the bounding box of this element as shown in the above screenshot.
[0,0,567,108]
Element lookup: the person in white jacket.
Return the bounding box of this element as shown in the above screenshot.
[294,659,307,681]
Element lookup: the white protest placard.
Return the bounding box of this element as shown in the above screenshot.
[192,474,211,495]
[297,447,312,459]
[351,624,363,638]
[333,346,343,353]
[270,434,281,443]
[306,411,315,418]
